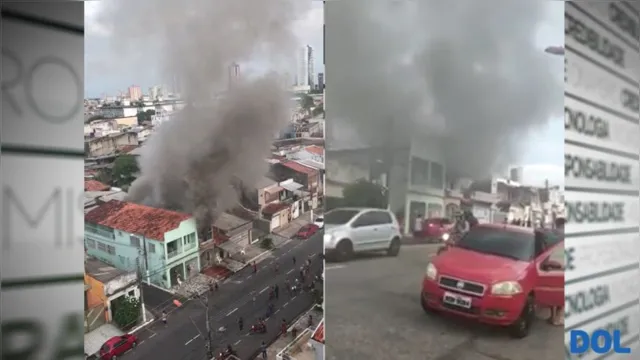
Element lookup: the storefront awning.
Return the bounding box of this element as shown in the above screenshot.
[280,181,304,192]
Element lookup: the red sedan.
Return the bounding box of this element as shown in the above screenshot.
[99,334,138,359]
[295,224,319,239]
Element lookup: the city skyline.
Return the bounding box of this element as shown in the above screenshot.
[84,1,324,97]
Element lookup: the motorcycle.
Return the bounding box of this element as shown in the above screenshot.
[436,232,460,255]
[250,323,267,334]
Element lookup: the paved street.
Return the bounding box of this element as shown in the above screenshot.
[123,233,323,360]
[325,244,564,360]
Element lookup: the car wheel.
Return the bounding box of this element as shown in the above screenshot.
[335,240,353,262]
[509,295,534,338]
[386,237,401,256]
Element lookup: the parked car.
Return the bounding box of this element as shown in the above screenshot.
[421,223,564,338]
[314,216,324,228]
[99,334,138,360]
[295,224,320,239]
[323,207,402,261]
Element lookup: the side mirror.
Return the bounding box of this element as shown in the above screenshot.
[541,260,563,271]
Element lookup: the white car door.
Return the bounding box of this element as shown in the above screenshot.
[370,211,395,250]
[349,211,378,251]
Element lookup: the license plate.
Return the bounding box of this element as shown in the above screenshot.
[443,291,472,308]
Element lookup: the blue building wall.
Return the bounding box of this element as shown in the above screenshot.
[85,217,201,290]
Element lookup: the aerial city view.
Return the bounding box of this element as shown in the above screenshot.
[82,1,324,359]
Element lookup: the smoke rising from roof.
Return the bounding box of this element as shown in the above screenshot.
[99,0,306,231]
[326,0,563,178]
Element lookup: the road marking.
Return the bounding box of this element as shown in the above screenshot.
[292,296,297,300]
[149,333,156,339]
[185,334,200,345]
[226,308,238,316]
[275,309,280,314]
[139,341,145,346]
[234,339,242,345]
[259,286,269,294]
[283,302,289,307]
[325,265,346,271]
[286,269,294,275]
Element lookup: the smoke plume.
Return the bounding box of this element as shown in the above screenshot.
[99,0,307,231]
[326,0,563,178]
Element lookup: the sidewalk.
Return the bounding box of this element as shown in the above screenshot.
[274,212,312,238]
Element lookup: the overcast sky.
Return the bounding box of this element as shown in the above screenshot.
[519,1,563,187]
[84,1,324,98]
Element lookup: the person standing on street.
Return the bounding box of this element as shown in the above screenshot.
[260,341,267,359]
[274,284,279,299]
[292,256,296,265]
[238,316,244,331]
[162,311,167,326]
[281,319,287,336]
[253,261,257,273]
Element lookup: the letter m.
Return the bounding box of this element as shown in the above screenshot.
[3,187,61,249]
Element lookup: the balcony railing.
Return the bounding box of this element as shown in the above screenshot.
[184,242,197,251]
[167,249,180,259]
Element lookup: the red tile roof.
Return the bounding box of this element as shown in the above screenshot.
[85,180,110,191]
[305,145,324,156]
[261,202,289,215]
[117,145,139,154]
[280,161,317,175]
[85,200,192,241]
[311,320,324,344]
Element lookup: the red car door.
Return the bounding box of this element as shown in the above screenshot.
[534,241,564,308]
[114,337,129,356]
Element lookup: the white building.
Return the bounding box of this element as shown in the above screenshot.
[295,45,314,91]
[326,131,447,235]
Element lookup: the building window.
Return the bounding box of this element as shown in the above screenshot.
[149,243,156,253]
[429,162,444,189]
[119,255,126,263]
[130,236,140,248]
[97,242,107,252]
[107,245,116,255]
[86,239,96,248]
[128,290,135,297]
[410,157,429,185]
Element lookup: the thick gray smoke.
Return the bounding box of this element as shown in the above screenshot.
[326,0,563,178]
[98,0,307,231]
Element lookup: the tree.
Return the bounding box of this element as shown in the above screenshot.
[113,296,141,330]
[311,104,324,117]
[299,94,315,116]
[112,155,139,188]
[342,179,388,209]
[86,114,105,123]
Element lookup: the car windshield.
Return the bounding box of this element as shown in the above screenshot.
[324,210,359,225]
[456,227,535,261]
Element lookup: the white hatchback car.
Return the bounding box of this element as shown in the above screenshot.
[314,216,324,229]
[323,207,402,261]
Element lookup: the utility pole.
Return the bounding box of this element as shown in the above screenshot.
[135,251,147,323]
[191,290,214,358]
